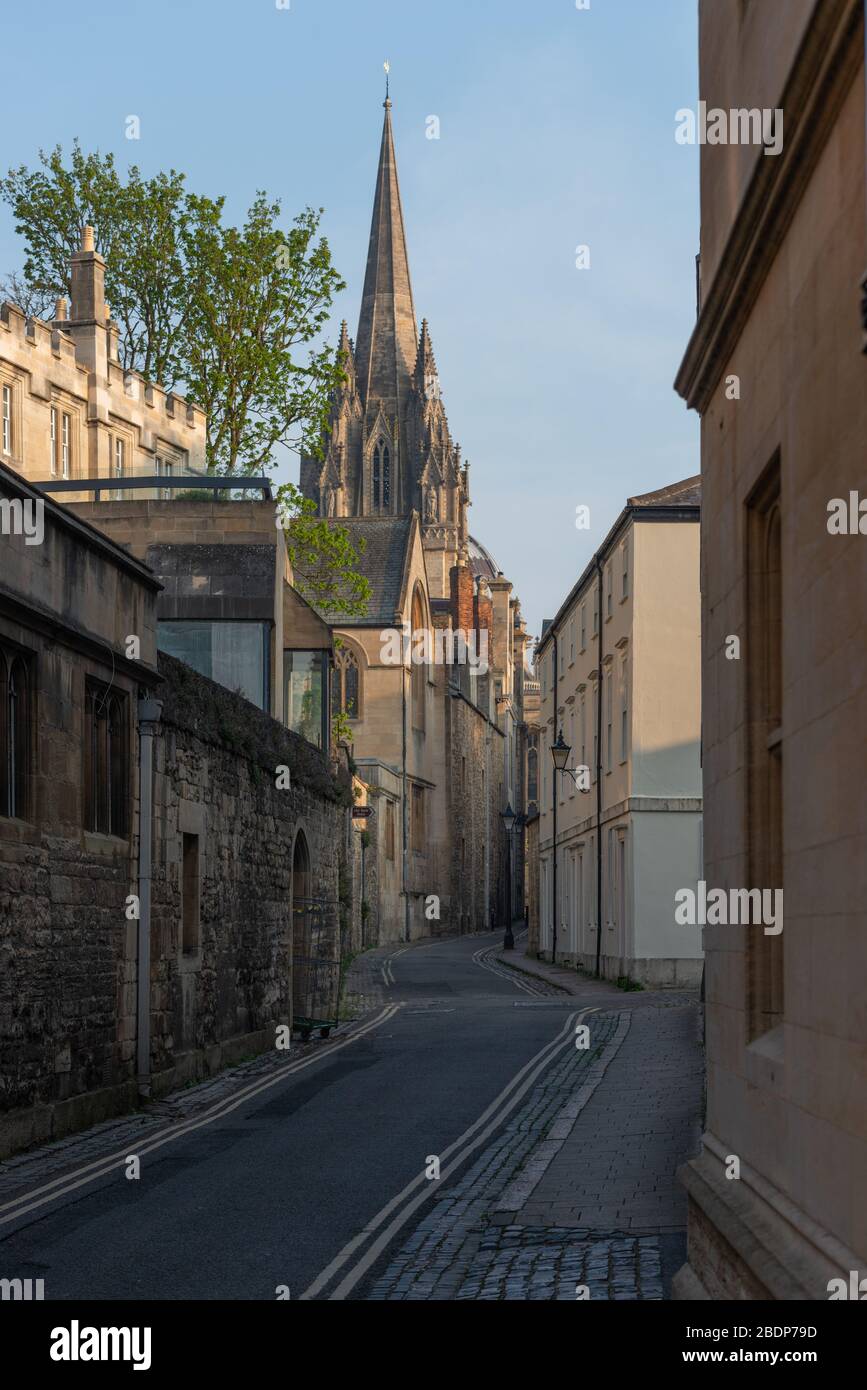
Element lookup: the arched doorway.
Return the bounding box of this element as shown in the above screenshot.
[291,831,311,1024]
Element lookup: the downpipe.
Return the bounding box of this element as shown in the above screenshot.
[136,698,162,1098]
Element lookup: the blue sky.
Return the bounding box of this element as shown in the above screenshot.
[0,0,700,642]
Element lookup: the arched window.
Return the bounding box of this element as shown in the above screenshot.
[527,746,538,810]
[85,682,129,836]
[332,645,362,721]
[411,588,426,732]
[372,438,390,512]
[0,647,31,819]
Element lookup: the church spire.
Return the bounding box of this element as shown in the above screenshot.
[354,92,418,452]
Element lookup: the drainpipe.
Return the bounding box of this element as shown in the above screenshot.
[552,632,558,966]
[136,698,162,1098]
[401,639,410,944]
[594,557,604,980]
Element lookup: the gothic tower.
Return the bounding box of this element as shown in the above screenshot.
[301,93,470,599]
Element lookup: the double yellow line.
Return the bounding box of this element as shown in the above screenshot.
[0,1005,401,1230]
[301,1006,597,1300]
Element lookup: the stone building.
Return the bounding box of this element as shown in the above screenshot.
[302,94,531,937]
[0,227,207,497]
[673,0,866,1298]
[535,477,703,986]
[0,461,350,1156]
[65,497,334,741]
[522,659,542,925]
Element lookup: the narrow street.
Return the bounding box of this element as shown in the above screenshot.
[0,935,702,1302]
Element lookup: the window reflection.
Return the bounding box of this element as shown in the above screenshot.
[158,622,270,711]
[284,651,328,749]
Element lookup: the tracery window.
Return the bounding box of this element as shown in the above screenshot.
[372,438,390,512]
[84,682,129,837]
[332,645,361,721]
[0,644,31,819]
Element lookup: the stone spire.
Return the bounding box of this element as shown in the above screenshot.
[336,319,356,385]
[354,96,418,468]
[415,318,440,398]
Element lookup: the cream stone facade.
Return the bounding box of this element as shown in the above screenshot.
[0,228,207,499]
[536,478,703,987]
[673,0,866,1299]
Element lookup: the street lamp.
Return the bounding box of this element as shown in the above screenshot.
[501,801,516,835]
[550,728,570,772]
[550,728,591,792]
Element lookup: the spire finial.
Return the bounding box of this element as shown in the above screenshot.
[383,59,391,108]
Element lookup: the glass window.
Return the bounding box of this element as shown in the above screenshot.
[411,783,425,851]
[61,413,71,478]
[0,646,31,819]
[158,621,270,711]
[84,683,128,836]
[284,650,327,748]
[1,384,11,456]
[332,646,362,723]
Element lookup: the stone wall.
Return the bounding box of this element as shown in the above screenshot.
[148,654,351,1091]
[0,598,350,1154]
[0,465,160,1157]
[525,812,540,955]
[443,681,506,935]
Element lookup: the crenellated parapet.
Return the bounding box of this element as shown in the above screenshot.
[0,234,207,490]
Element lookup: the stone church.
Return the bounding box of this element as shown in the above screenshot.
[301,93,531,942]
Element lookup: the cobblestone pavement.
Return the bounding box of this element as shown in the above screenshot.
[456,1226,663,1301]
[363,1000,703,1301]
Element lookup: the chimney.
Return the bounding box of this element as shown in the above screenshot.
[55,297,67,322]
[450,560,474,636]
[66,225,108,374]
[474,579,493,650]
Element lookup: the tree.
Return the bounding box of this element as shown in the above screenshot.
[0,270,55,321]
[0,143,345,473]
[182,194,344,473]
[275,481,370,619]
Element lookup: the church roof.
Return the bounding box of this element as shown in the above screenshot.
[316,515,416,627]
[467,535,500,582]
[354,98,418,430]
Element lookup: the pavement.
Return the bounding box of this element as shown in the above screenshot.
[0,929,703,1302]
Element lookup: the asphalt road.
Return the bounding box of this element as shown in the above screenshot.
[0,932,581,1301]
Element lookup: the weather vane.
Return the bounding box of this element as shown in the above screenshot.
[383,59,390,102]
